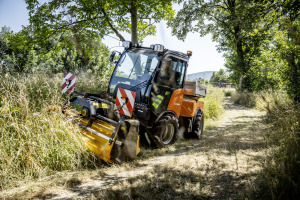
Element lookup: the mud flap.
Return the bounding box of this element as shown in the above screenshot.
[111,120,140,163]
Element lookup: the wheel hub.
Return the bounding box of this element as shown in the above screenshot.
[162,123,174,145]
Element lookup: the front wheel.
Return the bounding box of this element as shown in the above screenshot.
[151,115,179,148]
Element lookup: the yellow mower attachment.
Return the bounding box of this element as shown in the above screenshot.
[63,99,140,164]
[79,118,140,163]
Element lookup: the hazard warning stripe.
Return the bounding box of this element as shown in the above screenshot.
[61,74,75,90]
[117,89,131,116]
[125,89,136,110]
[119,88,133,115]
[115,88,136,117]
[62,73,76,94]
[115,94,123,113]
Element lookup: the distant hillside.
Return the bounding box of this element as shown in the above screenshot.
[186,71,215,81]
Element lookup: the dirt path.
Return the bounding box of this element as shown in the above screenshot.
[1,98,268,200]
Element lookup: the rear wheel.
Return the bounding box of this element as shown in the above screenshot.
[151,115,178,148]
[185,110,204,140]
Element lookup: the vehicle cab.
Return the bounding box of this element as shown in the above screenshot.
[108,41,192,126]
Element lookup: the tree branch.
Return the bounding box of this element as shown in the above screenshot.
[56,16,104,31]
[101,9,125,41]
[139,20,155,36]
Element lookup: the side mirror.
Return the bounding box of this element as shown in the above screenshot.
[109,51,116,62]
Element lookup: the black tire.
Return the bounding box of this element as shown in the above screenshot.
[185,110,204,140]
[151,115,179,148]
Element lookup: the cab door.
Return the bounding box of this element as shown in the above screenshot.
[151,57,187,116]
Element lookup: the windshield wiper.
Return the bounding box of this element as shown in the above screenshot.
[129,79,148,90]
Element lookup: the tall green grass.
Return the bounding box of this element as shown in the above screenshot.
[0,73,109,190]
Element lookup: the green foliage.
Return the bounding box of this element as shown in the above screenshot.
[202,86,224,119]
[0,26,110,74]
[169,0,272,91]
[224,90,234,97]
[209,69,230,84]
[25,0,175,43]
[170,0,300,102]
[196,78,209,85]
[249,8,300,102]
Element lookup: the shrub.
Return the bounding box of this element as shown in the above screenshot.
[202,85,224,119]
[224,89,234,97]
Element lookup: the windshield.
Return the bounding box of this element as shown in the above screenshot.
[109,50,160,94]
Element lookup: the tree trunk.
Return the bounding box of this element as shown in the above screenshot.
[234,25,248,91]
[130,0,138,44]
[288,52,300,102]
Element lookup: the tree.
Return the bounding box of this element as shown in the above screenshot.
[169,0,273,91]
[0,26,110,74]
[209,69,230,85]
[25,0,175,44]
[246,0,300,101]
[275,0,300,102]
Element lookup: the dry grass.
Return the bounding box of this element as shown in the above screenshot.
[249,93,300,199]
[85,100,267,200]
[0,72,109,190]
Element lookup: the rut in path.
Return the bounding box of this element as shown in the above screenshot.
[1,99,268,200]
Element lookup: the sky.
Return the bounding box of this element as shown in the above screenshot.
[0,0,225,74]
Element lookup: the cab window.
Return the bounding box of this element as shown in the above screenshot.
[156,58,187,89]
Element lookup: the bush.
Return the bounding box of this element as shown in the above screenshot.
[224,89,234,97]
[250,93,300,199]
[0,72,110,189]
[202,86,224,119]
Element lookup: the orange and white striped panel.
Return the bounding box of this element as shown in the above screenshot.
[62,72,76,94]
[115,88,136,117]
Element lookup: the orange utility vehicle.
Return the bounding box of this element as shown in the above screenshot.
[62,41,206,163]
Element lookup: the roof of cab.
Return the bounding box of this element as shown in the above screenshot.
[128,46,190,61]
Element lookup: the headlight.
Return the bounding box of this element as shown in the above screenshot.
[122,41,132,49]
[151,44,164,52]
